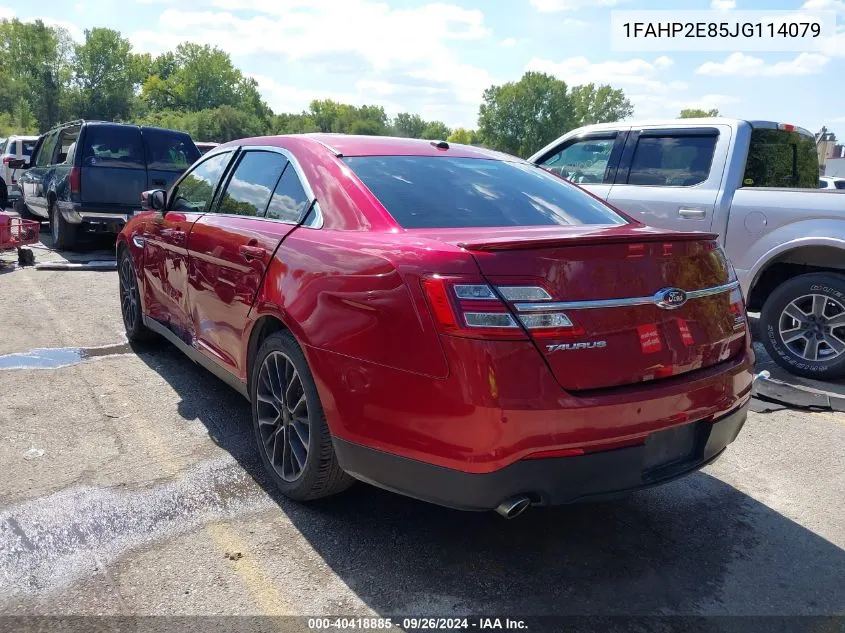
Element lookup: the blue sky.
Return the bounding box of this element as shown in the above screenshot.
[1,0,843,138]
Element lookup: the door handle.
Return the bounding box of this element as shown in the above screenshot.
[239,244,267,261]
[678,208,707,219]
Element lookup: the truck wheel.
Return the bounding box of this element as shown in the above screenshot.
[0,180,7,210]
[15,197,39,221]
[761,273,845,380]
[49,201,78,251]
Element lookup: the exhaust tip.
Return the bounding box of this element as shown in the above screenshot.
[495,496,532,520]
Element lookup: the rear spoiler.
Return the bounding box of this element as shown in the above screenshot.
[458,230,719,252]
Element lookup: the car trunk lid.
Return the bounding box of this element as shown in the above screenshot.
[416,225,746,391]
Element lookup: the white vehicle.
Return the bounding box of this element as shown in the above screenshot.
[531,118,845,380]
[819,176,845,190]
[0,135,38,209]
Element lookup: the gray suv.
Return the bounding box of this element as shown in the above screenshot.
[15,120,200,249]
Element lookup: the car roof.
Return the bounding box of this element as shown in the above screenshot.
[223,133,519,161]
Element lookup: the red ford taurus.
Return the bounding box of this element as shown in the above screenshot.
[117,134,754,518]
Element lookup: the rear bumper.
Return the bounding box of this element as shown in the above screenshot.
[59,204,138,233]
[334,402,748,511]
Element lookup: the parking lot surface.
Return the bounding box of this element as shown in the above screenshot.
[1,238,844,622]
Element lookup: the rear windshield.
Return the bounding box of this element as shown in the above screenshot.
[143,128,200,171]
[743,128,818,188]
[344,156,626,229]
[22,140,36,157]
[82,125,144,169]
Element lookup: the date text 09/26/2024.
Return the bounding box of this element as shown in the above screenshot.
[307,618,528,630]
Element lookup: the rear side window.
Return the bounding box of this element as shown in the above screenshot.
[21,140,36,157]
[0,139,6,154]
[626,134,717,186]
[344,156,626,229]
[266,164,310,223]
[743,128,818,188]
[82,126,144,169]
[170,151,232,213]
[837,181,845,190]
[216,151,287,216]
[143,128,200,171]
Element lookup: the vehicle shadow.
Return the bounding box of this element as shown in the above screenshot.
[134,340,845,619]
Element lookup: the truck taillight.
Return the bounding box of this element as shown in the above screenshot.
[69,167,81,195]
[422,276,578,340]
[2,156,13,164]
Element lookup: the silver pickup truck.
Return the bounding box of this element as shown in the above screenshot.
[530,118,845,380]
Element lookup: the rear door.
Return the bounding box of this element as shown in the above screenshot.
[142,150,234,341]
[533,130,627,200]
[188,149,311,378]
[79,124,146,207]
[606,125,731,232]
[141,127,201,191]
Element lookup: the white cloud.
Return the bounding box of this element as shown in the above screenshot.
[801,0,845,12]
[499,37,517,47]
[711,0,736,9]
[629,93,740,119]
[529,0,618,11]
[696,52,830,76]
[526,56,686,93]
[562,18,589,27]
[0,6,14,20]
[129,0,495,127]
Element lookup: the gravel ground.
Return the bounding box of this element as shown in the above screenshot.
[0,236,843,627]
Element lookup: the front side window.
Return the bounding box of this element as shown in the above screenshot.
[36,133,59,167]
[344,156,626,229]
[265,164,310,223]
[539,137,616,184]
[82,126,144,169]
[627,134,717,187]
[837,181,845,190]
[216,151,287,216]
[170,151,232,213]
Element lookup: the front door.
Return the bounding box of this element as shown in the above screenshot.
[187,149,312,380]
[142,150,234,342]
[605,125,732,232]
[20,131,59,218]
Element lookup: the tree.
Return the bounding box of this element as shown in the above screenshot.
[679,108,720,118]
[308,99,388,135]
[71,28,143,121]
[392,113,427,138]
[477,72,574,158]
[141,43,269,119]
[570,83,633,126]
[447,128,479,145]
[421,121,451,140]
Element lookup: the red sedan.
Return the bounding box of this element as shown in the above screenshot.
[117,134,754,518]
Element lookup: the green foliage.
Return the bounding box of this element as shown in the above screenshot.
[570,83,633,126]
[391,112,427,138]
[478,72,575,158]
[679,108,720,118]
[447,128,479,145]
[70,28,143,121]
[421,120,451,140]
[478,72,635,158]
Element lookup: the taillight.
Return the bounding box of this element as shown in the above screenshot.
[69,167,81,195]
[422,275,577,340]
[2,156,13,164]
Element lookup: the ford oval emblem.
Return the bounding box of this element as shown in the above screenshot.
[655,288,688,310]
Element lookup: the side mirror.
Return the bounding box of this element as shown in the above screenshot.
[8,158,28,169]
[141,189,167,211]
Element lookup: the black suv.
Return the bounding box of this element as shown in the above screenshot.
[16,120,200,249]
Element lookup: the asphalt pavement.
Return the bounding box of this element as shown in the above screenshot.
[0,233,843,628]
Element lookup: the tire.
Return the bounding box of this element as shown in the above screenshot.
[15,197,39,221]
[251,330,353,501]
[0,180,7,210]
[49,200,78,251]
[118,247,155,342]
[761,272,845,380]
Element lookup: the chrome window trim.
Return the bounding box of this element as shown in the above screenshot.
[514,281,740,312]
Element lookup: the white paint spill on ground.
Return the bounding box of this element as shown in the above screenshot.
[0,455,274,596]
